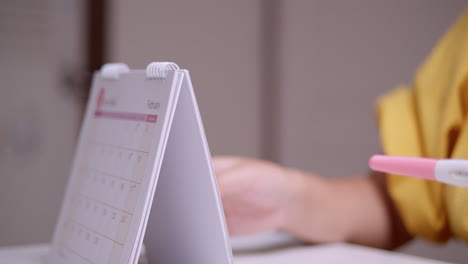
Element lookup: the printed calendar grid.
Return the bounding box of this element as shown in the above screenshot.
[92,141,150,155]
[89,168,142,186]
[74,193,134,223]
[56,99,160,264]
[60,217,124,264]
[62,244,94,264]
[67,217,125,246]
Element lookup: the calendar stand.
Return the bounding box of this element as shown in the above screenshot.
[142,72,233,263]
[48,63,234,264]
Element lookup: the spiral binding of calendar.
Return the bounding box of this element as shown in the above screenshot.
[146,62,180,79]
[100,63,130,80]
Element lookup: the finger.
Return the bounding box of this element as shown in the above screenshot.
[212,156,245,175]
[217,166,256,200]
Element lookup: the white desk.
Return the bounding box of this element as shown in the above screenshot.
[235,243,449,264]
[0,243,449,264]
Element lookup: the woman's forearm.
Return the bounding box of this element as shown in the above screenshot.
[281,170,411,249]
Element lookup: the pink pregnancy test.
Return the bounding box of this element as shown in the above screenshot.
[369,155,468,187]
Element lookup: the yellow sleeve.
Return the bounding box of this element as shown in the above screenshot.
[377,9,468,243]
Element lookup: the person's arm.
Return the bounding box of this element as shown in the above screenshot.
[213,156,411,249]
[284,168,411,248]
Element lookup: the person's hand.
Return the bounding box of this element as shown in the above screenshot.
[213,156,409,249]
[212,156,307,236]
[213,156,348,243]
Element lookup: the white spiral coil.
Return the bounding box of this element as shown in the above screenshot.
[100,63,130,80]
[146,62,180,79]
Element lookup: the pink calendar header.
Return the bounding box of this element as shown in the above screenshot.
[95,110,158,123]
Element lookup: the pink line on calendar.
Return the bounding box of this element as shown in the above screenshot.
[95,110,158,123]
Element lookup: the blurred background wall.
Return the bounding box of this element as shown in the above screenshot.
[0,0,85,248]
[1,0,468,262]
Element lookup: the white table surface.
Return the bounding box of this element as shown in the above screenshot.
[0,243,450,264]
[235,243,450,264]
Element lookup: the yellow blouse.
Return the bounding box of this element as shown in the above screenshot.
[377,9,468,243]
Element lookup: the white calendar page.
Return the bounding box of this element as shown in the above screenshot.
[49,70,184,264]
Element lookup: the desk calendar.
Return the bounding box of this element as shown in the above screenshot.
[48,62,233,264]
